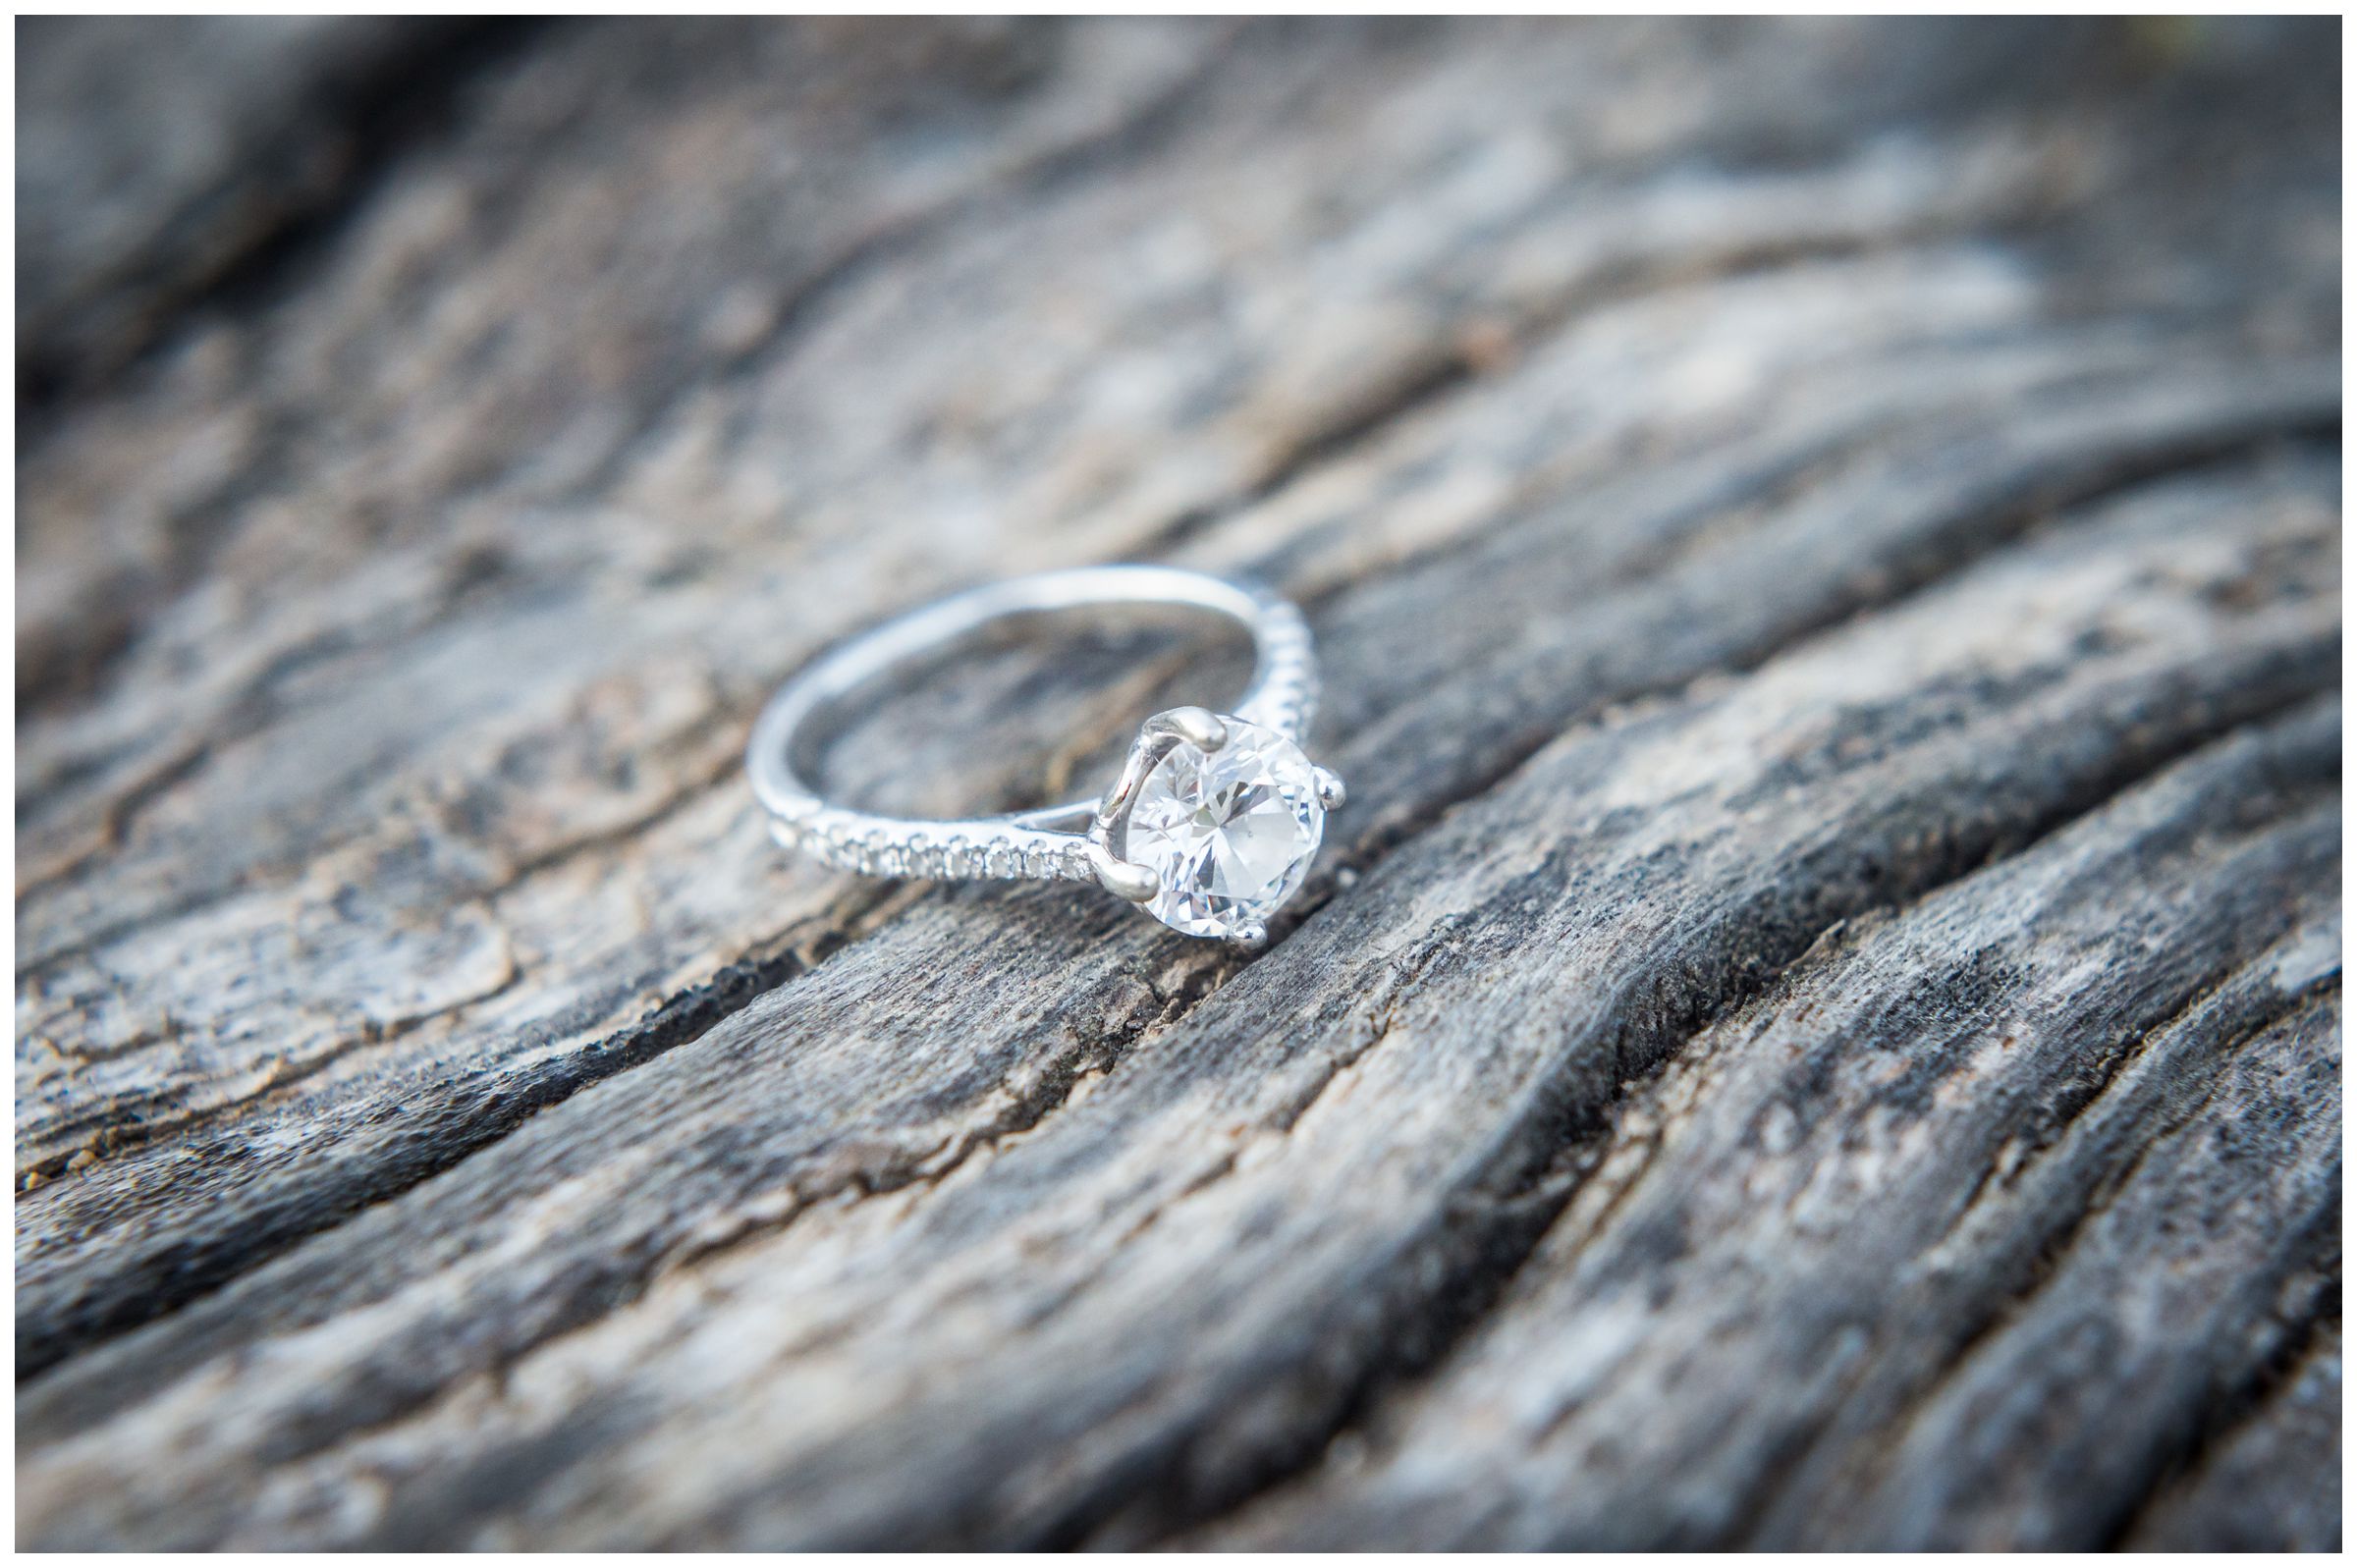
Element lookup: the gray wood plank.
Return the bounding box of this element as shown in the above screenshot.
[14,16,2341,1551]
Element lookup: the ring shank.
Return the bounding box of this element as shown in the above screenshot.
[745,566,1317,883]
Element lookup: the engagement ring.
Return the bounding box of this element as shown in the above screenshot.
[745,566,1343,944]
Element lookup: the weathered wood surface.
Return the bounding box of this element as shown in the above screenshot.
[15,17,2340,1550]
[17,17,532,407]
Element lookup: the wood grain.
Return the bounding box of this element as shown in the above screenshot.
[16,17,533,406]
[15,16,2340,1549]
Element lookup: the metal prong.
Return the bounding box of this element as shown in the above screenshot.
[1156,706,1228,750]
[1313,767,1347,810]
[1088,843,1159,904]
[1229,921,1270,949]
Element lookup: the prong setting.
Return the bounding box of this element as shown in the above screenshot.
[1228,921,1270,948]
[1313,767,1347,810]
[1087,843,1160,903]
[1148,706,1229,751]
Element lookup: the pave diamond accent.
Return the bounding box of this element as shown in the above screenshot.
[1117,717,1324,938]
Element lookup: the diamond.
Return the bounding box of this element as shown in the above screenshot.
[1116,717,1324,938]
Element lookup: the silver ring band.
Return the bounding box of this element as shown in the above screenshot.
[745,565,1343,942]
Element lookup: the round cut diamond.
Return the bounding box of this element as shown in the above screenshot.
[1118,717,1324,938]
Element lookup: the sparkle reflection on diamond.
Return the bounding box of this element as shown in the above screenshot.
[1118,718,1324,938]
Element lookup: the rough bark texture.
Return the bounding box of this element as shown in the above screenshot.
[15,17,2342,1550]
